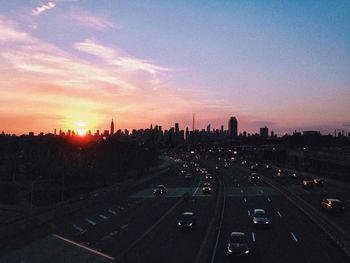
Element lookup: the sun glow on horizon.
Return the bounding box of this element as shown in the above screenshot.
[77,128,87,136]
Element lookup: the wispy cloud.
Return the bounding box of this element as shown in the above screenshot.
[70,14,115,31]
[75,39,172,75]
[32,2,57,16]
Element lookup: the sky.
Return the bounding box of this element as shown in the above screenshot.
[0,0,349,135]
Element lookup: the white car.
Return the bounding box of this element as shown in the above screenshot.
[252,209,270,226]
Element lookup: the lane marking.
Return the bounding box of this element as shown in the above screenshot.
[118,206,124,210]
[277,211,282,217]
[260,189,264,193]
[121,224,129,229]
[252,232,256,242]
[85,218,96,225]
[244,198,247,202]
[108,209,117,215]
[241,189,244,193]
[52,234,114,260]
[291,232,298,242]
[100,230,119,241]
[248,210,250,216]
[344,211,350,216]
[99,214,108,220]
[237,183,240,187]
[192,174,203,196]
[72,224,86,234]
[267,197,271,202]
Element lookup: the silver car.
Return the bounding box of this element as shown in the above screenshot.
[252,209,270,226]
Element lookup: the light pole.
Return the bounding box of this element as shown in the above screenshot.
[30,176,42,209]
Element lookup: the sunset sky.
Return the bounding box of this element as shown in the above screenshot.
[0,0,349,135]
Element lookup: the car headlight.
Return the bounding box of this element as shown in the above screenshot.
[178,222,181,226]
[188,222,193,226]
[265,221,269,224]
[253,219,257,223]
[244,250,249,254]
[227,246,233,253]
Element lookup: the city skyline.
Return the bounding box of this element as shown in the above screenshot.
[1,1,349,135]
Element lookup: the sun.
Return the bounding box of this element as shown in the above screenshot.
[77,128,86,136]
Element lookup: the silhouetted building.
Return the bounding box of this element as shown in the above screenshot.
[175,123,179,133]
[260,126,268,138]
[207,124,211,132]
[228,116,238,138]
[110,119,114,135]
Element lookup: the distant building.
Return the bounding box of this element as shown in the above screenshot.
[110,119,114,135]
[175,123,179,133]
[228,116,238,138]
[260,126,269,138]
[207,124,211,132]
[303,131,320,136]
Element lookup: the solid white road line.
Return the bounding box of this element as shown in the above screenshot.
[291,232,298,242]
[252,232,256,242]
[267,197,271,202]
[277,211,282,217]
[52,234,114,260]
[99,214,108,220]
[108,209,117,215]
[192,175,202,196]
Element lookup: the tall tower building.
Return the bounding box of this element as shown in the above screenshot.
[110,119,114,135]
[228,116,238,138]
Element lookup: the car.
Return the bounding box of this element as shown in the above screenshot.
[250,165,256,171]
[291,172,299,179]
[276,169,284,177]
[241,160,247,166]
[313,178,324,186]
[303,180,314,189]
[202,183,212,194]
[227,232,250,256]
[265,164,272,170]
[321,198,345,213]
[184,173,193,180]
[252,209,270,226]
[224,162,230,168]
[250,173,261,182]
[205,174,213,180]
[177,212,196,230]
[153,185,167,195]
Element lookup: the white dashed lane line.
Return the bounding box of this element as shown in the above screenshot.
[244,198,247,202]
[291,232,298,242]
[108,209,117,215]
[85,218,97,225]
[277,211,282,217]
[99,214,108,220]
[267,197,271,202]
[121,224,129,229]
[247,210,251,216]
[252,232,256,242]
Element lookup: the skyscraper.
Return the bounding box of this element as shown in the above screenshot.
[175,123,179,133]
[228,116,238,138]
[260,126,269,138]
[110,119,114,135]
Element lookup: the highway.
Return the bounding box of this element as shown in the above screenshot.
[1,151,349,263]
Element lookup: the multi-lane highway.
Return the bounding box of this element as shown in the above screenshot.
[1,151,349,263]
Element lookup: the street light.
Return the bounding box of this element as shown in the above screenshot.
[30,176,42,209]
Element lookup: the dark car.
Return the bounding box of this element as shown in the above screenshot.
[265,164,272,170]
[321,198,345,213]
[227,232,250,256]
[202,182,212,194]
[313,178,324,186]
[250,165,256,171]
[153,185,167,195]
[250,173,261,182]
[303,180,314,189]
[205,174,213,180]
[252,209,270,226]
[177,212,196,230]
